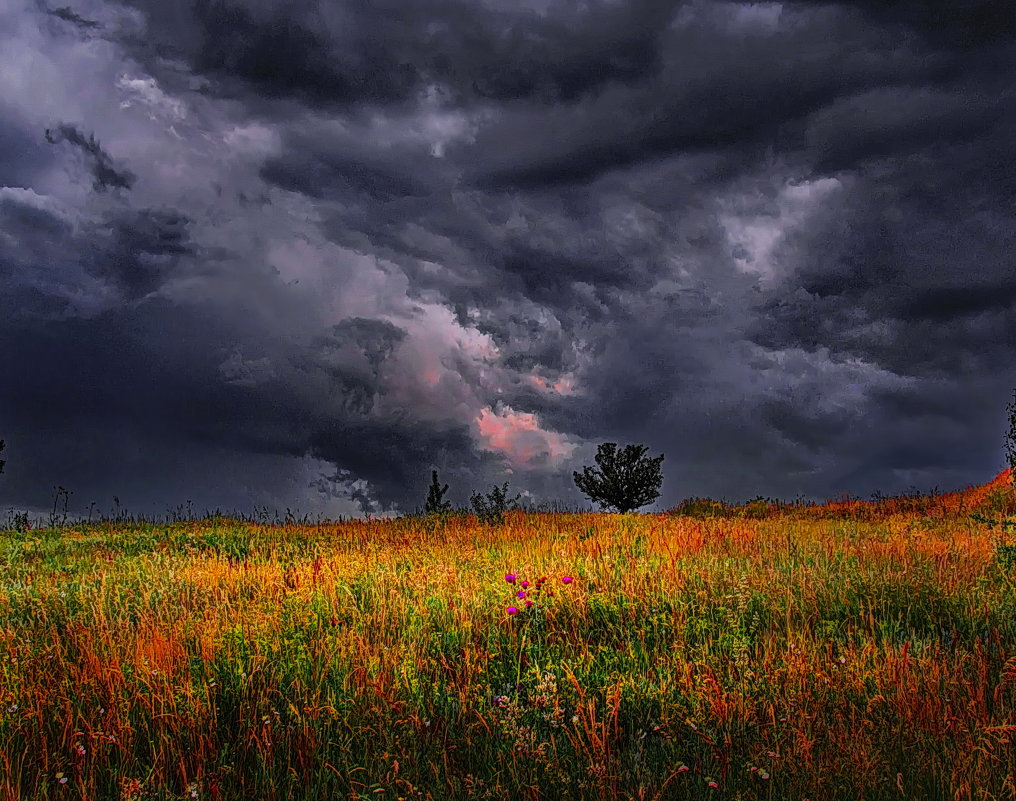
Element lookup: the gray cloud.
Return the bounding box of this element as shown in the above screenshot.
[45,123,136,192]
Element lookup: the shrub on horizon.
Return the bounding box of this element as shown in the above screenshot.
[471,481,521,526]
[668,497,733,519]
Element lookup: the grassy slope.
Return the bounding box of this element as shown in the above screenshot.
[1,473,1015,801]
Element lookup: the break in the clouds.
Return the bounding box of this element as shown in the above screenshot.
[1,0,1014,522]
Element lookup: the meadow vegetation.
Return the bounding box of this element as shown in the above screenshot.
[1,471,1016,800]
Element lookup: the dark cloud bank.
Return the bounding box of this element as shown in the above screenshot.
[1,0,1014,521]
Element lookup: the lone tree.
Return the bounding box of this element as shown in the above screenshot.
[423,470,452,515]
[573,442,664,513]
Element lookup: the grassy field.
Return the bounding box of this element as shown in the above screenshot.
[2,473,1016,801]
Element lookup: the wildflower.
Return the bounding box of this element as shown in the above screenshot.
[505,573,517,584]
[525,600,533,608]
[562,576,573,584]
[676,765,689,774]
[516,590,526,599]
[707,780,718,789]
[507,606,519,615]
[521,580,530,588]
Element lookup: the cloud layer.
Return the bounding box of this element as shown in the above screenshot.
[1,0,1014,520]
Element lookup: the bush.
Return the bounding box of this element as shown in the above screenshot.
[573,442,664,513]
[668,497,732,519]
[5,510,30,533]
[470,481,521,527]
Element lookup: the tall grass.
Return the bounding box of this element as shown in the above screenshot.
[1,479,1015,800]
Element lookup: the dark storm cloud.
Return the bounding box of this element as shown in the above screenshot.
[0,190,193,307]
[116,0,673,109]
[49,5,99,28]
[468,4,952,191]
[832,0,1016,50]
[45,123,136,192]
[305,417,487,508]
[293,318,409,415]
[749,99,1016,381]
[190,0,420,106]
[86,208,193,299]
[260,143,435,203]
[803,87,1006,174]
[0,192,81,322]
[2,0,1015,522]
[0,118,51,189]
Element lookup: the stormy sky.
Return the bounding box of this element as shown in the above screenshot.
[1,0,1014,522]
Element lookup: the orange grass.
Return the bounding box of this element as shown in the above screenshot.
[1,475,1015,800]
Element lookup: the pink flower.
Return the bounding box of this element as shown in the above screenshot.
[707,781,719,789]
[525,599,534,608]
[507,606,519,615]
[516,590,526,599]
[676,765,689,774]
[562,576,573,584]
[505,573,517,584]
[521,580,530,588]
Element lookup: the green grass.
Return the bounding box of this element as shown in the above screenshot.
[0,504,1015,800]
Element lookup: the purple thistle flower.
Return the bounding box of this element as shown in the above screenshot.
[562,576,573,584]
[505,573,517,584]
[516,590,526,599]
[521,580,530,588]
[507,606,519,615]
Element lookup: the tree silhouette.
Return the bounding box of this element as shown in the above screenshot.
[573,442,664,513]
[423,470,452,514]
[0,439,5,476]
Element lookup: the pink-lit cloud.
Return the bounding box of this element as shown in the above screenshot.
[474,405,578,470]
